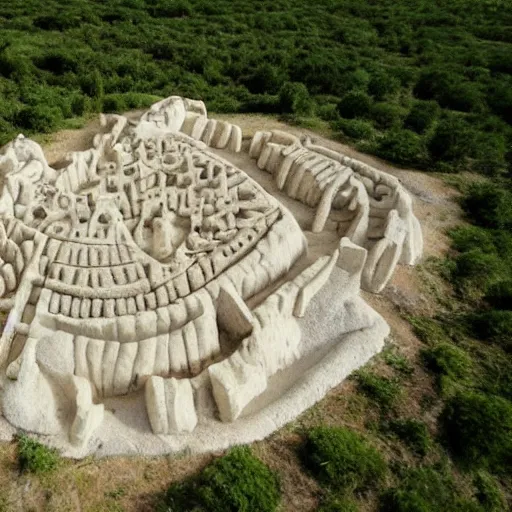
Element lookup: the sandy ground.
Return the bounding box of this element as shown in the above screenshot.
[0,112,462,511]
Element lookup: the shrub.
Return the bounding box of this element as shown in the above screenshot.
[370,102,404,129]
[337,91,372,119]
[17,434,60,474]
[302,426,386,493]
[468,310,512,352]
[278,82,313,116]
[368,69,400,100]
[14,105,63,133]
[355,371,402,409]
[461,182,512,230]
[404,101,440,134]
[164,446,280,512]
[450,249,504,299]
[421,343,472,380]
[484,280,512,310]
[473,471,506,512]
[376,129,425,167]
[318,496,359,512]
[409,316,450,345]
[381,466,482,512]
[386,419,431,456]
[428,114,477,166]
[449,225,497,255]
[336,118,375,140]
[442,390,512,471]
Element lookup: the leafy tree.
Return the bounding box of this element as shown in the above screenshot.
[278,82,313,116]
[404,101,440,133]
[337,91,372,119]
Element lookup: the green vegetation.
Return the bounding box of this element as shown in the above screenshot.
[380,466,482,512]
[441,390,512,472]
[355,371,402,409]
[17,434,60,474]
[163,446,280,512]
[385,419,431,456]
[301,426,386,494]
[473,471,506,512]
[0,0,510,174]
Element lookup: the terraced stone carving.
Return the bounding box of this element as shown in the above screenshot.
[0,97,421,457]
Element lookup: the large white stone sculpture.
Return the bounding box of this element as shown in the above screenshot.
[0,96,422,457]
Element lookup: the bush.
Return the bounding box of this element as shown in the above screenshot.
[301,426,386,493]
[473,471,506,512]
[442,390,512,471]
[337,91,372,119]
[461,182,512,230]
[355,371,402,409]
[421,342,472,393]
[381,466,482,512]
[468,310,512,352]
[484,280,512,310]
[14,105,63,133]
[386,419,431,456]
[376,129,425,167]
[409,316,450,345]
[449,225,497,255]
[336,118,375,140]
[318,497,359,512]
[278,82,313,116]
[421,343,472,380]
[368,69,400,100]
[450,249,504,299]
[370,102,404,129]
[164,446,280,512]
[17,434,60,474]
[404,101,440,134]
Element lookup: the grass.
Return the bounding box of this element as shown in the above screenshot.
[354,371,402,410]
[17,434,60,474]
[163,446,280,512]
[441,390,512,472]
[383,419,431,456]
[301,426,386,495]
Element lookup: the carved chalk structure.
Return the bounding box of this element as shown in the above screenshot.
[0,97,421,457]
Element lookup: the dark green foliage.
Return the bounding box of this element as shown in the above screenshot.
[17,434,60,474]
[484,280,512,310]
[421,342,472,393]
[370,102,404,129]
[450,249,504,299]
[383,351,414,376]
[337,91,372,119]
[355,371,402,409]
[421,343,471,380]
[473,471,506,512]
[278,82,313,116]
[404,101,440,134]
[468,310,512,352]
[15,105,62,133]
[368,69,400,101]
[376,129,425,167]
[409,316,450,345]
[442,390,512,471]
[380,466,483,512]
[386,419,431,456]
[318,496,359,512]
[164,446,280,512]
[302,426,386,493]
[428,114,477,167]
[336,118,375,140]
[461,182,512,230]
[0,0,509,175]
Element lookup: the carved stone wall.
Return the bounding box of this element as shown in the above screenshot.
[0,96,422,457]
